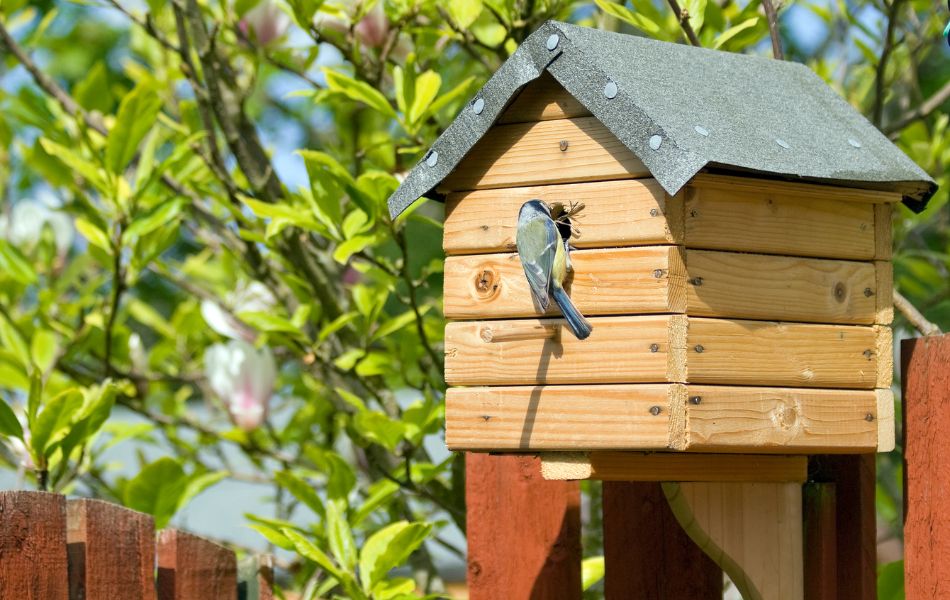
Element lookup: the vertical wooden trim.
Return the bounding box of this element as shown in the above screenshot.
[874,202,893,260]
[902,334,950,599]
[803,483,837,600]
[875,325,894,388]
[67,498,156,600]
[157,529,238,600]
[875,261,894,324]
[466,453,581,600]
[665,190,686,244]
[602,482,721,599]
[0,491,68,599]
[811,455,877,600]
[876,388,895,452]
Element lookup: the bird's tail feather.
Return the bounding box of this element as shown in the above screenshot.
[551,287,592,340]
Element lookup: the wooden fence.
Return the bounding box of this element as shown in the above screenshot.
[0,492,272,600]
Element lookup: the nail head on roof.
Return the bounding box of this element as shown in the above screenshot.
[472,97,485,115]
[694,125,709,137]
[546,34,559,50]
[425,150,439,167]
[604,80,618,99]
[649,135,662,150]
[776,138,790,149]
[849,138,862,148]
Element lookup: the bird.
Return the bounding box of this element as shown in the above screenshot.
[515,200,592,340]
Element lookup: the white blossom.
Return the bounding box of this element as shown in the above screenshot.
[241,0,291,46]
[200,280,276,341]
[204,340,277,431]
[0,199,73,255]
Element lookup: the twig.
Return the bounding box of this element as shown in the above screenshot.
[102,223,126,377]
[894,289,942,336]
[873,0,903,127]
[886,77,950,136]
[104,0,181,53]
[665,0,702,46]
[760,0,784,59]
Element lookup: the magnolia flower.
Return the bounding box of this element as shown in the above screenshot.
[355,2,387,48]
[0,200,74,256]
[205,340,277,431]
[240,0,291,46]
[200,280,276,342]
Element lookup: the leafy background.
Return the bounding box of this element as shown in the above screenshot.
[0,0,947,597]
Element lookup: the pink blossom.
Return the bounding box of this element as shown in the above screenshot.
[241,0,291,46]
[204,341,277,431]
[355,2,388,48]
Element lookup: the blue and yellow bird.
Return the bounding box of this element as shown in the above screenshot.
[516,200,592,340]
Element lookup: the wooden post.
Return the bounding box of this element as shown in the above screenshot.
[157,529,237,600]
[810,455,877,600]
[0,491,69,599]
[602,482,721,599]
[803,483,837,600]
[238,555,275,600]
[67,498,156,600]
[466,453,581,600]
[902,334,950,598]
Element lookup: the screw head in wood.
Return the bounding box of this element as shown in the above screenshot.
[649,405,662,416]
[650,343,659,353]
[653,269,663,279]
[559,140,569,151]
[865,413,875,422]
[864,287,874,297]
[546,33,560,50]
[863,349,873,359]
[472,97,485,115]
[689,396,702,405]
[694,344,704,353]
[650,208,659,217]
[690,277,703,286]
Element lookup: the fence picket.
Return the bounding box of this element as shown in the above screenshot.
[0,491,69,599]
[157,529,238,600]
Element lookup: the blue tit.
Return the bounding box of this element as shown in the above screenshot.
[516,200,592,340]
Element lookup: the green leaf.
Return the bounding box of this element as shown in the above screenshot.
[323,69,396,119]
[281,528,343,578]
[310,449,356,502]
[298,150,373,216]
[447,0,482,28]
[74,62,112,113]
[123,457,186,529]
[352,410,406,451]
[0,314,30,372]
[878,560,904,600]
[426,76,477,119]
[0,401,23,439]
[371,309,423,342]
[327,500,357,570]
[248,523,296,551]
[106,83,163,174]
[123,199,186,242]
[713,17,759,49]
[373,577,415,599]
[358,521,432,590]
[408,71,441,127]
[75,218,112,253]
[595,0,661,35]
[30,388,83,459]
[38,139,110,193]
[30,329,59,374]
[351,479,399,526]
[683,0,706,32]
[0,240,37,284]
[274,471,326,518]
[180,470,227,509]
[582,556,605,590]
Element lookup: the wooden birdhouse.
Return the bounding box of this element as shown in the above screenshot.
[386,22,936,459]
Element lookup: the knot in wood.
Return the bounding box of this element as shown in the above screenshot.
[833,282,847,303]
[474,268,499,299]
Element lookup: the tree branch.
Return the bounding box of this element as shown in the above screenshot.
[886,77,950,136]
[873,0,904,127]
[665,0,702,46]
[894,289,942,336]
[760,0,784,59]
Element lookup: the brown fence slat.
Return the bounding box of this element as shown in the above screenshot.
[157,529,237,600]
[602,482,720,599]
[0,491,69,599]
[903,334,950,598]
[466,453,581,600]
[803,483,837,600]
[67,498,156,600]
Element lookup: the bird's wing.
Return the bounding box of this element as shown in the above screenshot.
[518,216,558,310]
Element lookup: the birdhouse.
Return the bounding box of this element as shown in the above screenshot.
[386,22,936,458]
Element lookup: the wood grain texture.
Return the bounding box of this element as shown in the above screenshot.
[541,452,807,482]
[0,491,68,600]
[439,116,649,192]
[67,499,156,600]
[444,315,685,386]
[444,179,676,255]
[157,529,237,600]
[684,185,877,259]
[876,325,894,388]
[810,455,876,600]
[803,483,838,600]
[875,261,894,324]
[444,246,685,319]
[874,201,893,260]
[668,481,804,600]
[466,453,581,600]
[690,173,901,204]
[446,384,682,451]
[685,385,879,453]
[602,482,721,600]
[876,389,896,453]
[496,72,591,124]
[685,250,878,325]
[687,318,881,389]
[902,334,950,600]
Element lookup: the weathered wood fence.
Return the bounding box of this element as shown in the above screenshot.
[465,333,950,599]
[0,492,272,599]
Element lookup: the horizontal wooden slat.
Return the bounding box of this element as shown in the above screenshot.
[685,385,879,452]
[685,250,878,325]
[540,452,809,481]
[444,315,686,386]
[684,185,876,259]
[439,116,649,192]
[444,247,685,319]
[496,72,591,124]
[687,318,882,389]
[445,384,682,450]
[690,174,902,204]
[444,179,677,255]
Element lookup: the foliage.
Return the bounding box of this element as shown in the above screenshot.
[0,0,946,596]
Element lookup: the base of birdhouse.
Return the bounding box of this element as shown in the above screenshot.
[538,452,808,482]
[445,385,894,454]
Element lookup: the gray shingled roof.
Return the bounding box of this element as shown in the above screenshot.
[387,21,937,218]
